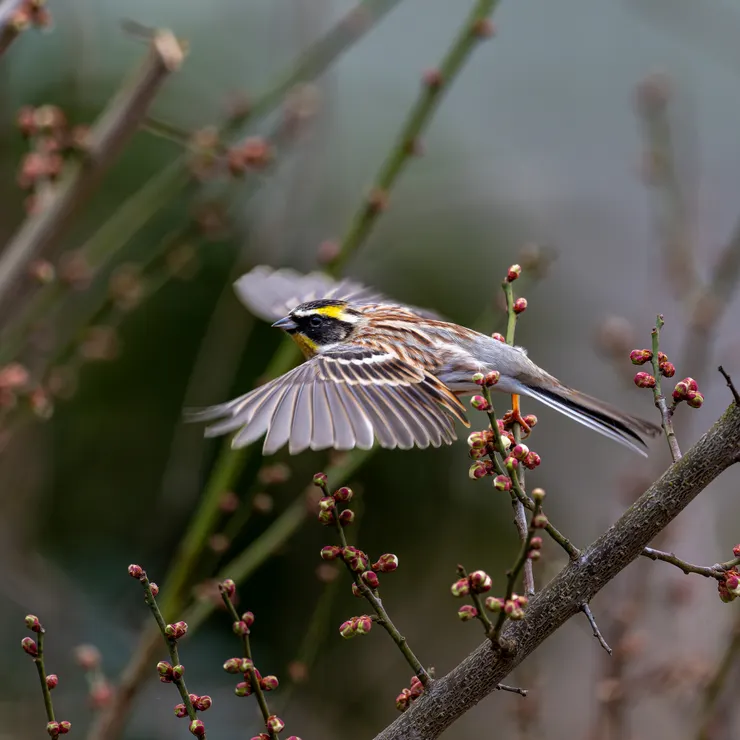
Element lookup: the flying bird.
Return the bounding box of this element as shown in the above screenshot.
[187,266,660,456]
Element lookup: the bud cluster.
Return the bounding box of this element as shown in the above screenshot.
[226,136,273,176]
[46,721,71,738]
[672,377,704,408]
[313,473,357,527]
[484,593,528,620]
[395,675,425,713]
[450,569,493,598]
[718,569,740,603]
[339,615,373,639]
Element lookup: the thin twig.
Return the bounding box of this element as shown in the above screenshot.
[718,365,740,405]
[490,497,542,646]
[502,276,535,596]
[32,628,55,722]
[0,30,186,314]
[641,547,739,579]
[219,585,278,740]
[133,569,202,730]
[328,0,497,273]
[650,314,682,462]
[580,604,612,655]
[495,683,529,698]
[316,476,431,686]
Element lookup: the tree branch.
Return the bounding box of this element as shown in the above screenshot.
[0,29,185,315]
[373,401,740,740]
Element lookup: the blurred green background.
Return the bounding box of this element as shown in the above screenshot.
[2,0,740,738]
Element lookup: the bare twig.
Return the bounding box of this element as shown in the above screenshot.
[718,365,740,405]
[641,547,739,579]
[580,603,612,655]
[495,683,528,698]
[373,400,740,740]
[650,314,682,462]
[0,30,185,314]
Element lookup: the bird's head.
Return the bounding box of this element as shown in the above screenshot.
[272,299,362,356]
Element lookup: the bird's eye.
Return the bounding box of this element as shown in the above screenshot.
[309,315,323,328]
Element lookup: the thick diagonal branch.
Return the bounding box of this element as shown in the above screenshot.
[0,30,185,314]
[374,401,740,740]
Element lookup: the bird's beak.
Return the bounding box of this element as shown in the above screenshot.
[272,315,298,332]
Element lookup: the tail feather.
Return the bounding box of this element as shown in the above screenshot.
[521,383,661,457]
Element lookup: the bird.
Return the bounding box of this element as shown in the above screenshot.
[186,266,661,456]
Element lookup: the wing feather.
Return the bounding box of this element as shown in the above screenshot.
[186,346,468,454]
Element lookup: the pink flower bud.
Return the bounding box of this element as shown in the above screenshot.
[333,486,353,503]
[685,377,698,392]
[374,553,399,572]
[128,564,144,579]
[157,661,173,679]
[660,361,675,378]
[484,596,504,613]
[174,703,187,718]
[58,721,71,735]
[361,570,380,589]
[483,371,500,386]
[532,487,546,502]
[469,461,490,480]
[511,443,529,461]
[312,471,328,487]
[529,536,543,550]
[457,604,478,621]
[467,431,487,449]
[318,496,335,511]
[339,509,355,526]
[396,689,411,712]
[733,544,740,557]
[471,395,491,411]
[47,721,60,738]
[223,658,242,673]
[491,332,506,342]
[686,391,704,408]
[472,372,485,385]
[172,664,185,681]
[450,578,470,597]
[242,611,255,627]
[629,349,653,365]
[235,681,253,697]
[339,619,357,639]
[164,621,188,639]
[634,372,656,389]
[469,570,493,593]
[260,675,279,691]
[232,620,249,636]
[189,719,206,737]
[673,380,689,400]
[493,475,511,491]
[355,615,373,634]
[513,297,528,314]
[220,579,236,599]
[504,456,519,473]
[150,582,159,597]
[46,674,58,690]
[523,413,538,428]
[351,583,362,597]
[523,451,541,470]
[317,509,334,526]
[320,545,342,561]
[532,513,549,528]
[506,264,522,282]
[409,676,424,698]
[21,637,38,656]
[193,694,213,712]
[528,549,541,561]
[25,614,42,632]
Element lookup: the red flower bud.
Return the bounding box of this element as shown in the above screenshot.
[339,619,357,639]
[686,391,704,409]
[532,513,549,528]
[220,579,236,599]
[46,674,58,690]
[157,661,173,679]
[242,611,255,627]
[318,496,335,511]
[469,570,493,593]
[374,553,399,572]
[660,361,675,378]
[523,414,538,428]
[339,509,355,526]
[21,637,38,656]
[320,545,342,561]
[260,675,279,691]
[174,704,188,718]
[317,509,334,526]
[232,620,249,636]
[355,615,373,634]
[483,371,500,386]
[361,570,380,589]
[493,475,511,491]
[472,372,485,385]
[523,451,541,470]
[128,564,144,579]
[484,596,504,612]
[47,721,61,738]
[732,544,740,558]
[491,332,506,342]
[172,664,185,681]
[58,721,71,735]
[513,297,528,314]
[396,689,412,712]
[235,681,252,697]
[25,614,42,632]
[506,264,521,282]
[450,578,470,597]
[312,471,328,487]
[457,604,478,621]
[333,486,353,503]
[629,349,653,365]
[471,395,491,411]
[634,372,656,388]
[189,719,206,737]
[511,443,529,461]
[149,582,160,597]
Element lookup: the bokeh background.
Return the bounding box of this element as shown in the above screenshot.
[1,0,740,738]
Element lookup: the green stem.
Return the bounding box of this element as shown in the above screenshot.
[219,588,278,740]
[33,630,55,723]
[649,314,682,462]
[329,0,497,273]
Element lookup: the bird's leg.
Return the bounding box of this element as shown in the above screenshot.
[505,394,531,437]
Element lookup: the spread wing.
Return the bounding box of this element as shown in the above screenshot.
[186,346,469,455]
[233,265,444,322]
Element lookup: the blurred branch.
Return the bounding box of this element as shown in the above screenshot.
[328,0,496,273]
[373,401,740,740]
[0,0,46,57]
[0,30,185,314]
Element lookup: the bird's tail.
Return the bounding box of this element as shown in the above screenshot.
[520,382,661,456]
